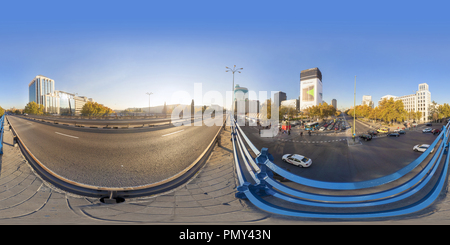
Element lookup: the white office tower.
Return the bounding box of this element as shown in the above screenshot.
[300,67,323,110]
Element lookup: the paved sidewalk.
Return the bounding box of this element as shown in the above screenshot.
[2,119,450,224]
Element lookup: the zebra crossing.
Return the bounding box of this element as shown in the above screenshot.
[277,138,348,144]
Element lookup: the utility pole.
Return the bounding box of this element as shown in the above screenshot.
[146,92,153,118]
[353,75,356,141]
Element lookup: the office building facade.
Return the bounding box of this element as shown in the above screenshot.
[300,67,323,110]
[281,99,299,112]
[29,75,55,106]
[274,91,287,108]
[332,99,337,109]
[379,83,431,122]
[29,75,94,115]
[362,95,374,108]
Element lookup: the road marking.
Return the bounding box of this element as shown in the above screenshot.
[55,132,79,139]
[162,129,184,137]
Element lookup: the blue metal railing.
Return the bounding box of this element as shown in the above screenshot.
[232,119,450,219]
[0,114,4,155]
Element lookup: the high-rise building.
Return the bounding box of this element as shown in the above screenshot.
[29,75,55,105]
[300,67,323,110]
[332,99,337,109]
[274,91,286,107]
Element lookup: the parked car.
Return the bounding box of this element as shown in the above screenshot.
[426,123,432,126]
[319,127,326,131]
[387,132,400,137]
[422,128,432,133]
[359,134,372,141]
[282,154,312,168]
[413,144,434,153]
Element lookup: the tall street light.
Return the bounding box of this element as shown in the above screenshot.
[353,75,356,141]
[146,92,153,117]
[226,65,243,118]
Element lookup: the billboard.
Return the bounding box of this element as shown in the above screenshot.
[300,68,322,110]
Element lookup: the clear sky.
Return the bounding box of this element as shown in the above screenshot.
[1,0,449,111]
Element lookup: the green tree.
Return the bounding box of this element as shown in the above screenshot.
[0,106,4,117]
[24,102,44,115]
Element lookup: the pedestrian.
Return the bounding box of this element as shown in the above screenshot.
[300,131,303,136]
[288,129,290,135]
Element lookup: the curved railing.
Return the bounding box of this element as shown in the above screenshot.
[232,119,450,219]
[0,114,4,155]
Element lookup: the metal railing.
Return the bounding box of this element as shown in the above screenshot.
[232,118,450,219]
[0,114,4,155]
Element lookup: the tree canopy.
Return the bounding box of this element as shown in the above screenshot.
[81,101,114,118]
[24,102,44,115]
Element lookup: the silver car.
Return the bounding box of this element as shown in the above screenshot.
[413,144,434,153]
[282,154,312,167]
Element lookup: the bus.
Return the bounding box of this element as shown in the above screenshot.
[305,122,319,130]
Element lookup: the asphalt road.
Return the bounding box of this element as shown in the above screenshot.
[7,115,221,188]
[239,114,440,184]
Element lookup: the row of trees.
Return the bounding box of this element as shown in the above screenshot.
[306,102,340,120]
[80,101,115,118]
[346,98,450,125]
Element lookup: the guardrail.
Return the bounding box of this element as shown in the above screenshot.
[21,115,199,128]
[0,114,4,155]
[232,118,450,219]
[6,115,227,203]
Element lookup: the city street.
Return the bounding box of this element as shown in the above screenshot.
[239,114,442,186]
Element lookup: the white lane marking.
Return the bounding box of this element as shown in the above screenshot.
[162,129,184,137]
[55,132,79,139]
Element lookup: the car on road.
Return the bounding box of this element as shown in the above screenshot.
[396,130,406,134]
[422,128,432,133]
[431,129,441,135]
[387,132,400,137]
[377,128,389,133]
[359,134,372,141]
[413,144,434,153]
[367,130,378,136]
[282,154,312,168]
[426,123,432,126]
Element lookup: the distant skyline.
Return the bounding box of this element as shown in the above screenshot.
[1,1,450,111]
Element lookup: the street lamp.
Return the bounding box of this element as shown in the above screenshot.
[146,92,153,117]
[353,75,356,141]
[226,65,243,118]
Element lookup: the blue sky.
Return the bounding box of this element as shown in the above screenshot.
[1,0,450,111]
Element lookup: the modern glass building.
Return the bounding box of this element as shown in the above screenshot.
[29,75,93,115]
[29,75,55,105]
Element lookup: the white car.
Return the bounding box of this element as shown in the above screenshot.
[319,127,325,131]
[422,128,432,133]
[413,144,434,153]
[282,154,312,167]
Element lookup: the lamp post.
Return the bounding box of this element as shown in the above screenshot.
[146,92,153,118]
[353,75,356,141]
[226,65,243,119]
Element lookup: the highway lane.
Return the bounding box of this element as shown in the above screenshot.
[8,115,221,188]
